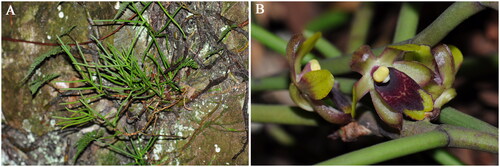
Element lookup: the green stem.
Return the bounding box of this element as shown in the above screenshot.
[267,125,295,146]
[318,55,353,75]
[251,104,327,126]
[347,3,374,53]
[305,11,349,32]
[251,74,289,92]
[393,3,420,43]
[251,23,287,55]
[251,24,315,63]
[442,124,498,153]
[303,30,342,58]
[439,107,498,135]
[316,125,497,165]
[253,105,498,153]
[316,131,449,165]
[252,105,498,137]
[251,75,355,93]
[430,149,464,165]
[411,2,485,46]
[156,2,186,38]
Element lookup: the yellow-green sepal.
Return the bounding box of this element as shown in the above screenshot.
[434,88,457,109]
[293,32,321,77]
[289,83,314,112]
[448,45,463,74]
[389,44,434,69]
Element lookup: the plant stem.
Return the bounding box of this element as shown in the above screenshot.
[393,3,420,43]
[303,30,342,58]
[253,105,498,154]
[347,3,374,53]
[439,107,498,135]
[267,124,295,146]
[251,73,289,92]
[251,75,356,93]
[251,23,287,55]
[316,124,497,165]
[251,104,327,126]
[251,24,315,63]
[441,124,498,153]
[316,131,448,165]
[400,121,497,153]
[252,105,498,136]
[430,149,464,165]
[305,11,349,32]
[318,55,353,75]
[411,2,486,46]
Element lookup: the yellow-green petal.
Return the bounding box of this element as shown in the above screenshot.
[299,69,335,100]
[402,89,434,120]
[370,89,403,129]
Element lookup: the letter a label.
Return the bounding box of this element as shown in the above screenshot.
[6,5,15,15]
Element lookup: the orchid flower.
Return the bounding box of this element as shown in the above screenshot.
[287,32,352,124]
[351,44,463,129]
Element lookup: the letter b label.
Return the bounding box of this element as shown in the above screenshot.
[255,4,264,14]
